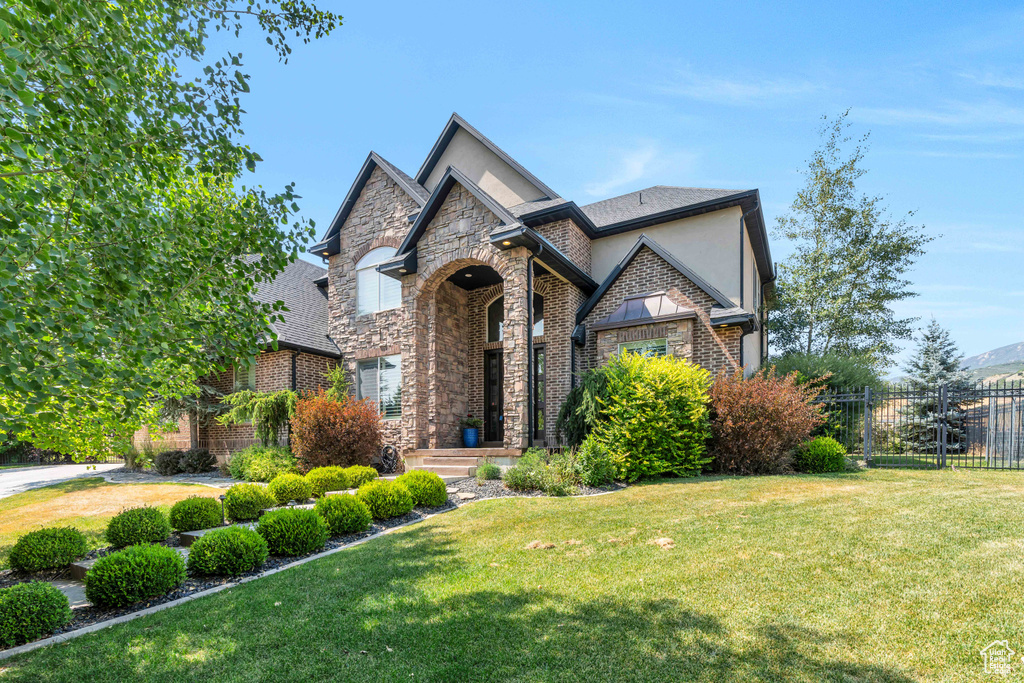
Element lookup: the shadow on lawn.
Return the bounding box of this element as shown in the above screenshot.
[5,522,914,682]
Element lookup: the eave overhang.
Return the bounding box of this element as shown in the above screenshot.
[489,226,598,294]
[377,248,418,281]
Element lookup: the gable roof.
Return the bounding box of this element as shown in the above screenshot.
[415,113,559,201]
[577,234,735,325]
[250,258,340,358]
[310,152,428,258]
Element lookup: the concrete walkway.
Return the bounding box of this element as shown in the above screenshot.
[0,464,122,499]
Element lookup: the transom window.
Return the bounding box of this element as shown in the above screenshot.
[486,294,544,342]
[356,247,401,315]
[618,338,668,357]
[357,354,402,419]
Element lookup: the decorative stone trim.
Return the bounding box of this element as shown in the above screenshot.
[353,344,401,360]
[352,236,403,264]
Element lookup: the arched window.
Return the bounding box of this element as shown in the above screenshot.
[356,247,401,315]
[486,294,544,341]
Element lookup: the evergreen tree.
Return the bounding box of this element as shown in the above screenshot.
[903,319,971,390]
[900,319,970,454]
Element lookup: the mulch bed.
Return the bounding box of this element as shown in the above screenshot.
[446,478,625,502]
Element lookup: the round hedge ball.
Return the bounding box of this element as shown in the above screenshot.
[396,470,448,507]
[305,466,350,498]
[256,508,328,556]
[9,527,88,573]
[267,473,312,506]
[84,545,186,608]
[795,436,848,474]
[343,465,379,488]
[105,506,171,548]
[0,581,73,648]
[224,483,277,522]
[356,480,414,520]
[314,494,372,536]
[168,496,222,532]
[187,526,268,576]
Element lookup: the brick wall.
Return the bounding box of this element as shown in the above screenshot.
[595,320,694,364]
[534,218,592,275]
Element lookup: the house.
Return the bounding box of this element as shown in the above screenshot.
[135,258,341,458]
[309,113,774,472]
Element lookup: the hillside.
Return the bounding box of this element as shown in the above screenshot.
[967,362,1024,383]
[963,341,1024,369]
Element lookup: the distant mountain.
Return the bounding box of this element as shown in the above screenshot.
[963,341,1024,370]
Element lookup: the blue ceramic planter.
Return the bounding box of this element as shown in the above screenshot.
[462,427,479,448]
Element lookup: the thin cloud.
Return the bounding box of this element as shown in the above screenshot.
[584,143,664,196]
[957,70,1024,90]
[854,100,1024,127]
[656,70,822,106]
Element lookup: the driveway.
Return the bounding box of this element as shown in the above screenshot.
[0,463,122,499]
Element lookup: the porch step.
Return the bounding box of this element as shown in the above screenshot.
[407,448,519,458]
[421,456,481,466]
[412,465,476,477]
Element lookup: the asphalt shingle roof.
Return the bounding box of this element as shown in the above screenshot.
[251,258,340,357]
[374,154,430,203]
[580,186,746,228]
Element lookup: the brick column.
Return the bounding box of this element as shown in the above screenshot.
[503,247,530,448]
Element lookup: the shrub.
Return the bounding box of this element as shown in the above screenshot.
[291,391,382,471]
[396,470,447,507]
[9,527,87,573]
[105,507,171,547]
[305,466,350,498]
[267,473,313,506]
[475,462,501,482]
[710,370,826,475]
[168,496,221,532]
[575,436,617,486]
[256,508,328,556]
[84,544,186,608]
[179,448,217,474]
[224,483,277,522]
[241,446,299,483]
[344,465,379,488]
[218,389,297,447]
[187,526,268,576]
[0,582,73,648]
[503,448,548,492]
[795,436,848,474]
[314,494,372,536]
[356,480,414,520]
[591,353,712,481]
[153,449,184,476]
[556,367,610,448]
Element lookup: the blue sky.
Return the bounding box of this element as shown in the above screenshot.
[224,0,1023,366]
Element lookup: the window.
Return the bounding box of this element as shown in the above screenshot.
[357,354,402,419]
[532,293,544,337]
[487,296,504,342]
[618,338,668,357]
[356,247,401,315]
[233,360,257,390]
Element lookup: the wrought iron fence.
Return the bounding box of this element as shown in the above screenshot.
[0,448,124,467]
[812,381,1024,470]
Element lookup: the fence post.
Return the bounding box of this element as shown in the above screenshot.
[938,384,948,469]
[863,386,872,467]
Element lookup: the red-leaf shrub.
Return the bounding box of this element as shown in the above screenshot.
[291,391,382,472]
[710,370,826,475]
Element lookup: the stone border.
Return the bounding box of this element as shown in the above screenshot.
[0,484,628,661]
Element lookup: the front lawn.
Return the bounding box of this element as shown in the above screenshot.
[0,478,220,569]
[4,469,1023,681]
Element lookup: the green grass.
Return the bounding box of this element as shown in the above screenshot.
[4,469,1024,681]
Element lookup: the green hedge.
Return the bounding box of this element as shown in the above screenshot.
[84,545,186,608]
[267,473,312,506]
[305,466,350,497]
[356,480,414,520]
[344,465,378,488]
[314,494,372,536]
[395,470,447,507]
[795,436,848,473]
[187,526,268,576]
[0,582,73,648]
[9,527,87,573]
[257,508,329,556]
[227,445,299,483]
[105,507,171,548]
[168,496,222,532]
[224,483,277,522]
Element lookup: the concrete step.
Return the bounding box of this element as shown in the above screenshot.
[71,546,189,581]
[408,448,519,458]
[179,523,254,547]
[411,465,476,477]
[421,456,481,466]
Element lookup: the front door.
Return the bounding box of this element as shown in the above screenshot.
[534,344,546,443]
[484,349,504,442]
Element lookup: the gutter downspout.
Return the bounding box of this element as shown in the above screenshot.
[738,200,760,373]
[527,250,537,449]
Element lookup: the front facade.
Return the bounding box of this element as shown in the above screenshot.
[311,114,775,456]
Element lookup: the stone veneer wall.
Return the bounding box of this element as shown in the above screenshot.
[580,246,741,376]
[428,281,469,447]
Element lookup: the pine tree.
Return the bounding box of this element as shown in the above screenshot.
[900,319,970,454]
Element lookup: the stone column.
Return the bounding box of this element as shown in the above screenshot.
[502,247,530,449]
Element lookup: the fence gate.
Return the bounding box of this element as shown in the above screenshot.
[813,381,1024,470]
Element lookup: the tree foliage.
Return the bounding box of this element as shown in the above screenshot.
[767,110,933,366]
[0,1,340,454]
[899,319,971,453]
[218,389,297,447]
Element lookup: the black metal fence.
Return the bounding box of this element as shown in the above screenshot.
[0,448,124,467]
[813,381,1024,470]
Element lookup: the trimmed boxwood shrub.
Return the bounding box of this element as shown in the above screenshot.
[305,466,350,498]
[224,483,277,522]
[187,526,268,576]
[84,545,186,608]
[168,496,222,532]
[396,470,447,507]
[267,472,312,506]
[344,465,378,488]
[153,449,184,476]
[314,494,372,536]
[9,527,87,573]
[356,480,414,520]
[795,436,848,474]
[256,508,328,556]
[0,582,73,648]
[106,507,171,548]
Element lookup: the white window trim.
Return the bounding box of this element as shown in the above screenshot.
[618,338,668,357]
[356,247,401,316]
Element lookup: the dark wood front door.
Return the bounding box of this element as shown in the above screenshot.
[484,349,504,442]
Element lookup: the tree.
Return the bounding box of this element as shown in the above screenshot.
[900,318,971,453]
[160,382,227,450]
[767,110,933,366]
[218,389,297,447]
[903,318,971,390]
[0,1,340,455]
